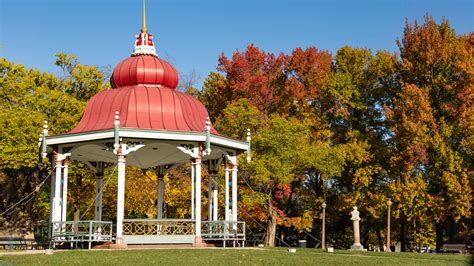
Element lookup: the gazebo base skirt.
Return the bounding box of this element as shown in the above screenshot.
[108,243,128,249]
[123,235,195,244]
[193,236,204,247]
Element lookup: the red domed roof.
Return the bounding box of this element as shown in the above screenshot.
[69,85,218,134]
[110,55,179,89]
[68,18,219,135]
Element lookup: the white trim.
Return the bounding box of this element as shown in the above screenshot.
[210,136,248,150]
[47,131,114,145]
[122,130,204,142]
[46,129,248,151]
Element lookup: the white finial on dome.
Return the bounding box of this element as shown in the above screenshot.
[38,133,43,147]
[43,121,48,135]
[204,117,211,132]
[132,0,157,57]
[114,111,120,126]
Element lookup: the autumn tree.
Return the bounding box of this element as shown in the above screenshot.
[388,16,473,250]
[207,44,331,118]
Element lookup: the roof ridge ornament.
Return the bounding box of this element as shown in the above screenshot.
[132,0,157,57]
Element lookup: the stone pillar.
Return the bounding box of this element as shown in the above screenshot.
[353,219,361,247]
[191,161,195,219]
[53,155,63,223]
[350,206,364,251]
[116,151,126,244]
[213,174,218,221]
[231,164,238,223]
[61,160,69,222]
[195,157,202,243]
[224,165,230,222]
[94,173,103,221]
[157,175,164,219]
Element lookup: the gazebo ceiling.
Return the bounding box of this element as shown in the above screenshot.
[68,140,229,169]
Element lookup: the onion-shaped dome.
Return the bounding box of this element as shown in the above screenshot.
[110,56,179,89]
[69,85,218,134]
[69,22,217,134]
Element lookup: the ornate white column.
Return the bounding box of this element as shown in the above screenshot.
[191,161,195,219]
[213,173,218,221]
[61,159,69,222]
[224,164,230,222]
[94,162,104,221]
[116,148,126,244]
[231,164,238,223]
[157,174,164,219]
[195,157,202,243]
[53,154,63,223]
[48,157,56,238]
[208,164,212,222]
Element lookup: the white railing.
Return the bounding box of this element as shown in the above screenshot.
[123,219,196,235]
[51,220,113,247]
[51,220,245,247]
[202,221,246,241]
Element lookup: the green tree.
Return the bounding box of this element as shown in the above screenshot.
[0,55,106,234]
[214,98,264,139]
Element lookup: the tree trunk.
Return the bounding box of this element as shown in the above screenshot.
[376,228,384,251]
[73,207,80,222]
[362,222,369,249]
[448,217,456,244]
[72,204,81,233]
[435,222,443,252]
[264,199,277,247]
[400,213,406,252]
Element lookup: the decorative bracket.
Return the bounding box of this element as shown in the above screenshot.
[208,158,222,173]
[177,143,200,159]
[55,153,71,162]
[122,143,145,156]
[224,151,237,166]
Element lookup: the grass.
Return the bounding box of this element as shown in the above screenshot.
[0,248,471,266]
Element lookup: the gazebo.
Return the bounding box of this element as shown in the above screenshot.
[40,1,250,248]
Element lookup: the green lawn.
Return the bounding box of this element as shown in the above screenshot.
[0,248,471,266]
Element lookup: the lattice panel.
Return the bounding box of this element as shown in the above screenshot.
[123,220,196,236]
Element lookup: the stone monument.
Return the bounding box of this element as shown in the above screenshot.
[350,206,364,251]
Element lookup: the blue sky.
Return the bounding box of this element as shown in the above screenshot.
[1,0,472,88]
